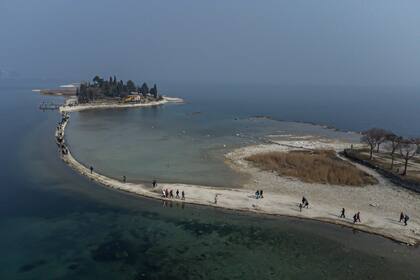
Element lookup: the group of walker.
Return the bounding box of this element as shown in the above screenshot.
[338,208,361,223]
[295,193,413,228]
[255,190,264,199]
[162,188,185,200]
[399,212,410,226]
[298,196,309,211]
[340,208,409,226]
[338,208,361,224]
[56,113,69,156]
[157,181,186,200]
[115,175,414,227]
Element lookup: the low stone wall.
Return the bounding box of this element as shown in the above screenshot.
[342,149,420,194]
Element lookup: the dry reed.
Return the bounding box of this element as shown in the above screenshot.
[246,150,378,186]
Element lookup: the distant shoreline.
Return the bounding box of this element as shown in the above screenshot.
[54,101,420,246]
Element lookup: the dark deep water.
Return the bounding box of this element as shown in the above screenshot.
[1,80,420,279]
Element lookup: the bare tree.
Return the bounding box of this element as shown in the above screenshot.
[399,139,417,176]
[376,129,391,152]
[361,128,389,159]
[385,133,402,170]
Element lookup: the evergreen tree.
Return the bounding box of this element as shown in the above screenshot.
[93,75,103,87]
[103,82,111,96]
[140,83,149,96]
[127,80,136,92]
[150,84,158,98]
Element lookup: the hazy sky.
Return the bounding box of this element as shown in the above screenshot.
[1,0,419,85]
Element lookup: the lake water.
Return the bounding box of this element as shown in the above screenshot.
[66,103,360,187]
[1,80,420,279]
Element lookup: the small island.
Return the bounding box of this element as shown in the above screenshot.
[58,75,183,112]
[77,75,162,103]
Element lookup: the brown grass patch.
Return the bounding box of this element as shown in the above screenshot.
[246,150,378,186]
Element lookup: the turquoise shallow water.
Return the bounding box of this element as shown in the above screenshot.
[1,81,420,279]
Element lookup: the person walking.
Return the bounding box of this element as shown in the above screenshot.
[302,196,308,207]
[176,189,180,199]
[340,208,345,218]
[260,190,264,198]
[353,213,357,224]
[356,212,361,223]
[170,189,174,199]
[181,190,185,200]
[404,214,409,226]
[303,198,309,209]
[399,212,405,223]
[90,166,93,174]
[299,203,303,212]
